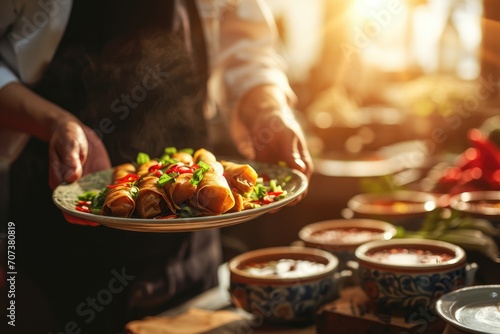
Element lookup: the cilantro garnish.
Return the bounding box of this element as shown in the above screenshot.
[190,161,210,186]
[179,148,194,155]
[136,152,150,165]
[164,147,177,156]
[158,173,176,187]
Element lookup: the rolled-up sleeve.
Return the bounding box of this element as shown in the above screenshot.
[203,0,296,116]
[0,0,72,90]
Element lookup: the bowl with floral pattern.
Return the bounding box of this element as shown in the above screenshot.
[228,246,349,324]
[352,239,478,311]
[298,219,397,270]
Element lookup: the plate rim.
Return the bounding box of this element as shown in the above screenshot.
[52,160,308,232]
[434,284,500,334]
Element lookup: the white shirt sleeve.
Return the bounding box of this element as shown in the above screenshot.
[0,0,72,89]
[198,0,296,118]
[0,0,20,88]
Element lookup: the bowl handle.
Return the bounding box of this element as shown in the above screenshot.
[465,262,478,286]
[326,269,354,302]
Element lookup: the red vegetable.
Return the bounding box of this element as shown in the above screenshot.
[115,173,140,183]
[148,163,163,173]
[165,164,196,175]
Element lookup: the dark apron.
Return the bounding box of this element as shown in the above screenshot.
[9,1,221,332]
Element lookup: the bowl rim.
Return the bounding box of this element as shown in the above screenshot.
[347,190,438,215]
[298,219,398,249]
[449,190,500,216]
[354,238,466,270]
[228,246,338,283]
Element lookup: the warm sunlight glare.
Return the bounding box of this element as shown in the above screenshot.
[346,0,482,79]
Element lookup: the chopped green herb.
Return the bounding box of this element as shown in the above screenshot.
[164,147,177,156]
[178,203,195,217]
[130,185,140,199]
[159,157,179,166]
[179,148,194,155]
[269,179,282,192]
[136,152,150,165]
[77,191,97,201]
[190,160,210,186]
[276,191,288,200]
[158,173,176,187]
[90,187,109,212]
[249,183,267,200]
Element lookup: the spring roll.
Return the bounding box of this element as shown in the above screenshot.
[135,174,169,218]
[221,160,258,194]
[189,172,235,215]
[193,148,224,175]
[171,151,194,165]
[101,184,136,218]
[137,160,160,176]
[112,163,137,181]
[227,190,244,213]
[163,173,197,211]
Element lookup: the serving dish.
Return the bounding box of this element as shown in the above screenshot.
[435,284,500,334]
[449,191,500,217]
[352,238,477,310]
[299,219,397,251]
[347,190,439,230]
[347,190,438,222]
[228,246,349,324]
[52,161,308,232]
[298,219,397,269]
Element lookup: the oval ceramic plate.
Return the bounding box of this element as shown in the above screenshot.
[449,191,500,216]
[435,285,500,334]
[52,161,308,232]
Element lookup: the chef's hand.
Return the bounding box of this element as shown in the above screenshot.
[235,85,313,203]
[0,82,111,190]
[49,120,111,190]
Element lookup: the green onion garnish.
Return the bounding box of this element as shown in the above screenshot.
[190,161,210,186]
[136,152,150,165]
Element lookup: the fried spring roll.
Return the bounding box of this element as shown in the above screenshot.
[137,160,159,176]
[171,151,194,165]
[189,172,235,215]
[193,148,224,175]
[227,189,244,213]
[101,184,136,218]
[221,160,258,194]
[163,173,197,211]
[112,163,137,181]
[135,174,168,218]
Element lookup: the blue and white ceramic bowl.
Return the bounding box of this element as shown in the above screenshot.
[298,219,397,270]
[353,239,478,311]
[228,246,346,324]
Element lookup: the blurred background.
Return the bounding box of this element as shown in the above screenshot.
[216,0,500,265]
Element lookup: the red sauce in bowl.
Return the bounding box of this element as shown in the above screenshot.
[367,247,455,265]
[310,227,384,245]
